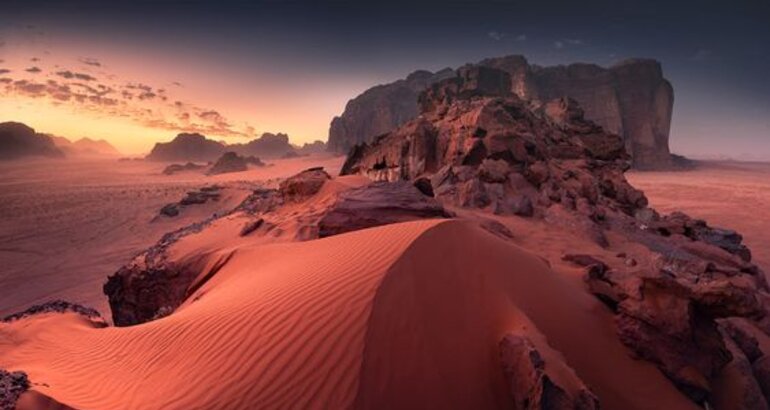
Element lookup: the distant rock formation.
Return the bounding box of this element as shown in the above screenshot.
[0,122,65,160]
[328,55,674,169]
[229,132,297,159]
[51,136,122,157]
[146,132,308,162]
[296,140,327,156]
[146,133,226,162]
[207,151,265,175]
[162,162,207,175]
[328,68,454,153]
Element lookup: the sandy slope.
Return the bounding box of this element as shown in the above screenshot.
[628,161,770,273]
[1,220,693,409]
[0,154,344,316]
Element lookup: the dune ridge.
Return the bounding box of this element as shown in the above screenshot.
[1,219,695,409]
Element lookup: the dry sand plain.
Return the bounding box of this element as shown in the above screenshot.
[0,154,344,317]
[628,161,770,273]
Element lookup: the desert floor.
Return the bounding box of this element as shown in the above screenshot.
[0,154,344,317]
[628,160,770,274]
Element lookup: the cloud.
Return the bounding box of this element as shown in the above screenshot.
[79,57,102,67]
[25,67,42,73]
[0,69,10,75]
[515,34,527,41]
[565,38,584,45]
[692,49,712,61]
[554,41,564,49]
[488,31,505,41]
[30,57,40,62]
[56,70,97,81]
[172,81,183,87]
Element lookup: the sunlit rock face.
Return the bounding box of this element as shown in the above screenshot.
[329,55,674,169]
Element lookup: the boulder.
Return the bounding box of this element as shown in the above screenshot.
[278,167,331,201]
[2,300,106,327]
[499,333,600,410]
[317,181,453,237]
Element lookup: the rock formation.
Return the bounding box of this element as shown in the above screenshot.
[329,55,674,169]
[340,66,770,406]
[229,132,298,159]
[206,151,264,175]
[0,122,65,160]
[146,133,226,162]
[146,132,307,162]
[328,68,454,153]
[162,162,207,175]
[0,369,29,410]
[105,167,452,326]
[51,136,122,157]
[1,300,106,327]
[158,186,222,217]
[499,333,600,409]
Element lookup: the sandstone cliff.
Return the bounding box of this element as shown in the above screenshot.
[328,55,674,169]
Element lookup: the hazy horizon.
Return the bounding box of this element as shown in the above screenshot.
[1,0,768,158]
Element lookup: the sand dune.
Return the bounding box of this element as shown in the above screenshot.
[1,220,693,409]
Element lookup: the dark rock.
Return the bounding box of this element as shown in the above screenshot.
[754,356,770,403]
[0,369,29,410]
[207,152,264,175]
[412,177,434,197]
[146,133,226,162]
[228,132,297,159]
[1,300,106,327]
[499,333,600,410]
[160,203,180,217]
[239,218,264,237]
[162,162,206,175]
[317,181,453,238]
[279,167,331,201]
[0,121,65,160]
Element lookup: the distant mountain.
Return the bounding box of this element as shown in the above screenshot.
[51,136,122,157]
[146,133,227,162]
[296,140,327,155]
[0,122,65,160]
[146,132,322,162]
[229,132,297,159]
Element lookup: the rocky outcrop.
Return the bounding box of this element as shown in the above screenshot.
[0,370,29,410]
[317,181,453,237]
[146,133,226,162]
[229,132,298,159]
[106,168,452,326]
[2,300,106,327]
[341,67,770,406]
[158,186,222,218]
[0,122,65,160]
[341,67,646,226]
[329,55,674,169]
[206,152,264,175]
[162,162,207,175]
[328,68,454,153]
[499,333,600,410]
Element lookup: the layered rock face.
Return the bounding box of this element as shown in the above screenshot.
[0,122,65,160]
[341,67,770,406]
[328,68,454,153]
[329,55,674,169]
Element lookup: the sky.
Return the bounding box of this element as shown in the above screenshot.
[0,0,768,158]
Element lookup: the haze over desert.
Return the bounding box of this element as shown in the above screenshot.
[2,1,770,409]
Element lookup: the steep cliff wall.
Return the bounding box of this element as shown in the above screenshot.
[328,55,674,169]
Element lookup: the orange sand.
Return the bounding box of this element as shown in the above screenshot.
[1,220,694,409]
